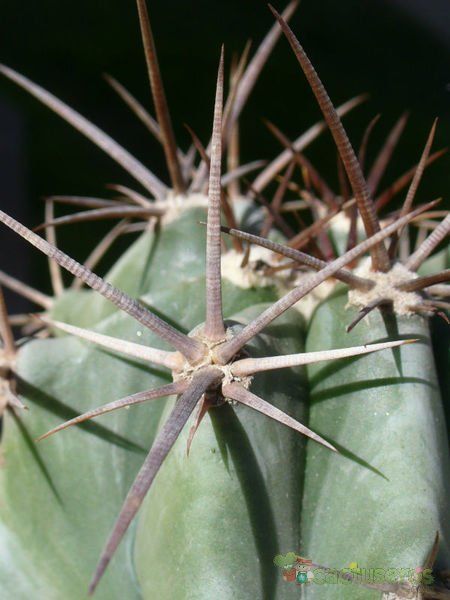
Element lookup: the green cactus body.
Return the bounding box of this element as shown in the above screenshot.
[0,321,154,599]
[0,208,286,597]
[0,2,448,598]
[48,205,214,327]
[134,305,306,600]
[50,203,275,329]
[418,249,448,277]
[301,289,450,599]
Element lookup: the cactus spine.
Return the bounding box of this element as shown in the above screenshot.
[0,2,448,599]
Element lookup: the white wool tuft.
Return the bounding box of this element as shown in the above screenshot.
[348,258,422,316]
[221,248,335,320]
[159,192,209,224]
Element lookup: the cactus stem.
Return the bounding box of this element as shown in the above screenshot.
[204,47,226,342]
[367,112,409,195]
[214,200,436,364]
[253,95,367,194]
[222,382,336,451]
[358,113,381,171]
[0,269,53,309]
[375,148,447,211]
[0,209,206,363]
[88,367,223,595]
[0,64,168,199]
[269,4,392,272]
[44,200,64,297]
[38,317,184,371]
[34,206,164,231]
[135,0,185,194]
[36,380,188,442]
[406,214,450,271]
[230,339,413,376]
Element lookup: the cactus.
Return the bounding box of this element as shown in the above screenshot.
[0,2,449,599]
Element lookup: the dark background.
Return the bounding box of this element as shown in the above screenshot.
[0,0,449,311]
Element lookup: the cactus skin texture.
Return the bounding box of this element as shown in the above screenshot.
[49,205,277,329]
[0,196,421,598]
[0,209,281,599]
[0,322,152,599]
[302,289,450,599]
[0,210,284,600]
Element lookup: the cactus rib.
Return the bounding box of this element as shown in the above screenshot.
[88,367,224,595]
